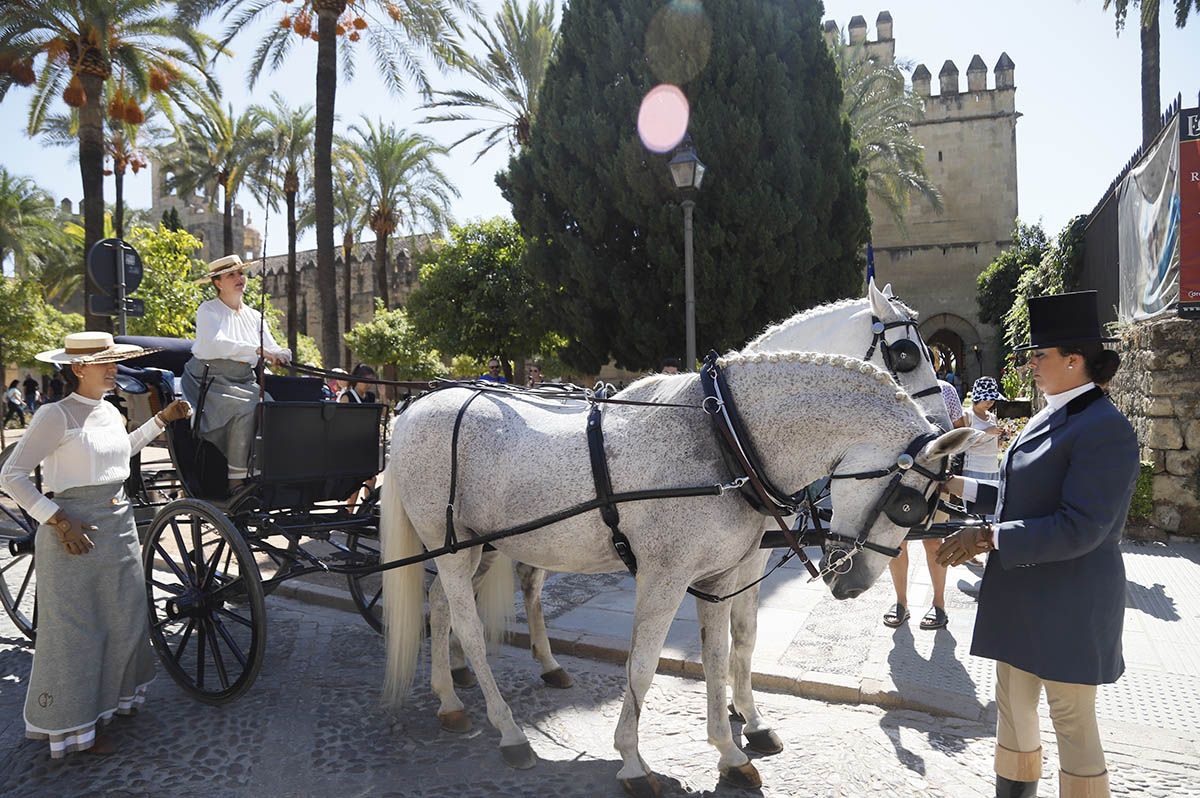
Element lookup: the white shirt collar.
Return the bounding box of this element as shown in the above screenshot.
[66,392,103,407]
[1044,382,1096,413]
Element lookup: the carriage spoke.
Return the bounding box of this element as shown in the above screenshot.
[191,517,206,588]
[172,619,196,664]
[1,555,28,575]
[211,615,248,668]
[154,542,191,584]
[153,615,186,632]
[150,579,184,595]
[195,620,206,689]
[367,588,382,612]
[201,539,227,592]
[14,560,34,608]
[204,619,231,689]
[214,606,253,628]
[170,521,196,583]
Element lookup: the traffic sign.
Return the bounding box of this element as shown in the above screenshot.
[86,238,143,296]
[88,295,146,317]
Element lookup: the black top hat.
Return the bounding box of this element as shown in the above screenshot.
[1013,291,1118,352]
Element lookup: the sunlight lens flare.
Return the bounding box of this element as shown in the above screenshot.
[638,84,690,153]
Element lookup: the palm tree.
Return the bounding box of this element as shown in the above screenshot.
[422,0,558,162]
[831,31,943,230]
[1103,0,1198,146]
[347,117,457,310]
[0,0,216,330]
[159,99,270,257]
[250,92,314,357]
[331,145,369,365]
[180,0,477,366]
[0,168,64,276]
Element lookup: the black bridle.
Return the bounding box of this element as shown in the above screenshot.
[865,314,942,400]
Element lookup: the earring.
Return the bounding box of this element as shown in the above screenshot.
[1068,365,1074,369]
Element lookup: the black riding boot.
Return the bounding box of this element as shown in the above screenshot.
[996,775,1038,797]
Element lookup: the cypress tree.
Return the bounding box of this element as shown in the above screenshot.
[500,0,870,372]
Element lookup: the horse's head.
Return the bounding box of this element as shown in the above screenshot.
[866,279,952,432]
[822,426,983,600]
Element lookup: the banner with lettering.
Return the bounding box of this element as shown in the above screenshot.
[1118,119,1181,321]
[1180,107,1200,318]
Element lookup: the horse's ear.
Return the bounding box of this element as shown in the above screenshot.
[868,278,891,319]
[921,428,987,461]
[882,283,894,299]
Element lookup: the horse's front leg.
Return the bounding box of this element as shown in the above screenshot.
[697,576,761,789]
[729,548,785,754]
[517,562,572,688]
[614,574,688,798]
[438,551,537,769]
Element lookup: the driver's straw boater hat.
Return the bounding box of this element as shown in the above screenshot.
[195,254,251,284]
[36,332,161,366]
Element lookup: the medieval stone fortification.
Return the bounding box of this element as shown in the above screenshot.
[827,12,1020,388]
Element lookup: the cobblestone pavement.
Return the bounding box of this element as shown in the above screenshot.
[4,598,1199,798]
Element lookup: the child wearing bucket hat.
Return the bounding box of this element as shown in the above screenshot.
[0,332,191,757]
[963,376,1005,483]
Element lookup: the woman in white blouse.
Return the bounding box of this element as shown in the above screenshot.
[182,255,291,492]
[0,332,190,757]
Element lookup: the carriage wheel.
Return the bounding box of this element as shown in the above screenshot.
[0,445,38,640]
[345,531,383,634]
[144,498,266,704]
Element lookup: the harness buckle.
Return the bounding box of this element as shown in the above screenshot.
[701,395,723,415]
[720,476,750,493]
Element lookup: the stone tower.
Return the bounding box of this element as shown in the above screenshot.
[148,157,262,263]
[826,11,1020,389]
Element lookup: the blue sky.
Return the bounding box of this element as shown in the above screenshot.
[1,0,1198,258]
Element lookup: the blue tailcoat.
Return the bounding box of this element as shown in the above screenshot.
[970,388,1139,685]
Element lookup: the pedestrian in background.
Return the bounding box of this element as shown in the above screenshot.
[661,357,681,375]
[5,380,25,428]
[480,358,507,383]
[937,291,1138,798]
[526,362,543,387]
[23,373,39,412]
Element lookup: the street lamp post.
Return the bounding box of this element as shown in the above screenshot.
[669,138,705,370]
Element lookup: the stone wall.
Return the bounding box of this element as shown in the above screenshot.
[1108,316,1200,538]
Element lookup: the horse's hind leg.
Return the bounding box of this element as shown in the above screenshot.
[439,552,537,769]
[517,563,572,688]
[429,575,472,732]
[729,549,784,754]
[697,578,761,789]
[614,576,688,796]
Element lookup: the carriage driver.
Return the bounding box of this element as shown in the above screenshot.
[182,255,292,494]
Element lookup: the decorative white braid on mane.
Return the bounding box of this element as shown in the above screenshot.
[715,350,910,400]
[747,295,920,349]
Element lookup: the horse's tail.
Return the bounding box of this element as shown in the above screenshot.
[477,550,515,650]
[380,470,425,708]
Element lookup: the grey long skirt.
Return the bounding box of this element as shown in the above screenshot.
[24,483,156,758]
[181,357,270,479]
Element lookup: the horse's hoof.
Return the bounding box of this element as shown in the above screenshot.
[451,666,477,688]
[744,728,785,755]
[500,741,538,770]
[438,710,472,734]
[728,702,745,723]
[619,773,662,798]
[540,667,574,689]
[719,762,763,789]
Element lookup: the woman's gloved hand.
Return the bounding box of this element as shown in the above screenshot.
[156,399,192,425]
[48,511,98,556]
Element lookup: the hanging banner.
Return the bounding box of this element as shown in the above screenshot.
[1180,107,1200,318]
[1118,120,1181,321]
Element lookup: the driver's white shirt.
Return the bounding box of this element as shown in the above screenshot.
[192,299,287,364]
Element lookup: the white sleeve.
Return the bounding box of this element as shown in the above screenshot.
[127,414,165,456]
[959,477,978,504]
[196,303,259,361]
[0,404,66,524]
[261,318,286,356]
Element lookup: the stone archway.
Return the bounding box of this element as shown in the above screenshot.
[920,312,985,395]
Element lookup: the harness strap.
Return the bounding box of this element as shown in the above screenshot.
[587,403,639,575]
[445,390,484,552]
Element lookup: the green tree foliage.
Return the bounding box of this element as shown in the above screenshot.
[343,300,447,380]
[405,218,553,381]
[125,224,206,338]
[0,276,83,368]
[500,0,870,372]
[0,167,65,277]
[976,222,1050,328]
[161,206,182,231]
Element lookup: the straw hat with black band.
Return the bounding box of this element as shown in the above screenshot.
[195,254,250,284]
[35,332,161,366]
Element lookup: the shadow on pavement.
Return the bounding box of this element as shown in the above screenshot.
[1125,580,1180,621]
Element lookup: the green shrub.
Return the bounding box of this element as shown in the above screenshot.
[1128,462,1155,522]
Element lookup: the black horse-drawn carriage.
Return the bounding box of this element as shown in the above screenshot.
[0,337,393,703]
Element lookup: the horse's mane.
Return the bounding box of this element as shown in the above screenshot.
[747,295,919,350]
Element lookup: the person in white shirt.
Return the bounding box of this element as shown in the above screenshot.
[182,255,291,493]
[0,332,190,758]
[963,377,1005,481]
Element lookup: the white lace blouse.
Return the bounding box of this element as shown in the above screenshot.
[0,394,163,524]
[191,298,287,364]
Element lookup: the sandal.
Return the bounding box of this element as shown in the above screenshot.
[920,606,949,630]
[883,603,909,628]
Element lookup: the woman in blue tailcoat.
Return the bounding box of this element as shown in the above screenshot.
[937,291,1139,798]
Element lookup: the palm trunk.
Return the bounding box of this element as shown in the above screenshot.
[223,186,234,256]
[314,3,345,367]
[499,353,513,384]
[114,168,125,239]
[286,188,299,359]
[1140,8,1161,146]
[342,231,354,366]
[79,72,109,332]
[374,230,390,310]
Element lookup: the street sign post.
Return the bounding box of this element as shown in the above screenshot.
[86,239,144,333]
